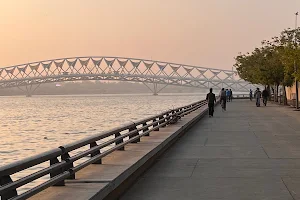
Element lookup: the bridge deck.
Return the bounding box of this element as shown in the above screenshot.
[121,100,300,200]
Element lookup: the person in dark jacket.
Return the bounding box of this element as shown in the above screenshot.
[206,88,216,117]
[262,88,269,106]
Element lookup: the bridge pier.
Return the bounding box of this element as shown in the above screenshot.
[143,83,169,95]
[17,84,41,97]
[153,83,158,95]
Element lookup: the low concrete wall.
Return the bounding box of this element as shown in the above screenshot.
[30,105,209,200]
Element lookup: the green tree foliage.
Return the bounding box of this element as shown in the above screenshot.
[274,28,300,83]
[234,45,284,87]
[234,27,300,88]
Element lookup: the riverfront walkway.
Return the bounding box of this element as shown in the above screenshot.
[121,100,300,200]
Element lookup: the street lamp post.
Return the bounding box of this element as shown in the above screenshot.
[295,12,299,109]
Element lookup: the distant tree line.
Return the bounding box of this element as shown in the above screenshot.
[234,28,300,104]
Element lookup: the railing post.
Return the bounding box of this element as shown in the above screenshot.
[129,124,139,143]
[50,157,65,186]
[153,118,159,131]
[0,175,17,200]
[181,108,186,116]
[159,115,166,127]
[90,142,101,164]
[167,111,173,122]
[115,132,124,150]
[172,110,177,120]
[61,152,75,179]
[142,122,150,136]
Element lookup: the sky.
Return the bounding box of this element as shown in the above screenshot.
[0,0,299,70]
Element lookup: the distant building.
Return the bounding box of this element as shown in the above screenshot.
[285,82,300,106]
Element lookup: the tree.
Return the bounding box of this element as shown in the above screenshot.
[234,44,285,102]
[233,28,300,104]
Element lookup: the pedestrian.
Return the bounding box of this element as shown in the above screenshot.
[220,88,227,111]
[262,88,269,106]
[206,88,216,117]
[249,89,253,101]
[219,89,222,104]
[226,89,230,102]
[229,89,233,101]
[254,88,262,107]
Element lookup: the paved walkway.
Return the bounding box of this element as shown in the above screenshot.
[121,100,300,200]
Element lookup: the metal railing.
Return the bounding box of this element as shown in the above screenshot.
[0,100,208,200]
[233,94,250,98]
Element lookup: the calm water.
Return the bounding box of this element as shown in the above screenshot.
[0,93,205,194]
[0,93,204,166]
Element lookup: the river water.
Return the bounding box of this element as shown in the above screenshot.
[0,93,205,194]
[0,93,206,166]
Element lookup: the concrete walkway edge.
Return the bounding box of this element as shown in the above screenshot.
[30,104,211,200]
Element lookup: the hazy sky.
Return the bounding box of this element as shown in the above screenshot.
[0,0,299,70]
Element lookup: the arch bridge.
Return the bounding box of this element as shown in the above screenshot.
[0,56,259,96]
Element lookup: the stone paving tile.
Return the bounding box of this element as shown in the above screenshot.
[282,177,300,200]
[121,177,293,200]
[162,145,268,159]
[142,159,198,178]
[121,100,300,200]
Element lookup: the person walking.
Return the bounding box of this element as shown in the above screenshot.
[262,88,269,106]
[206,88,216,117]
[249,89,253,101]
[254,88,262,107]
[226,89,230,102]
[220,88,227,111]
[229,89,233,101]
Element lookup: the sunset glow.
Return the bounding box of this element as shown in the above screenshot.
[0,0,299,69]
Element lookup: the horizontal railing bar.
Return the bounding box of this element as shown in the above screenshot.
[71,121,169,174]
[0,161,67,195]
[67,117,169,163]
[0,99,208,200]
[0,148,63,176]
[11,171,71,200]
[62,101,206,153]
[61,122,135,152]
[133,113,165,125]
[61,107,179,153]
[181,107,203,116]
[136,120,161,131]
[179,103,204,116]
[67,128,138,163]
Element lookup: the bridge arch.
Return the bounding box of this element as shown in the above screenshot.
[0,56,259,95]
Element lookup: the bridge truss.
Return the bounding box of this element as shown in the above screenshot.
[0,56,259,95]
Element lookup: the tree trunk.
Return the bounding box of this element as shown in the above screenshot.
[267,85,271,101]
[274,84,278,102]
[271,86,275,101]
[283,86,288,105]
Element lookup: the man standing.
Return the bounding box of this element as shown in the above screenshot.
[229,89,233,102]
[206,88,216,117]
[262,88,269,106]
